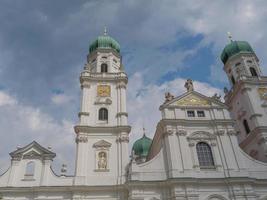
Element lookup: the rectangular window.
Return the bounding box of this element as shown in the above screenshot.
[187,110,195,117]
[197,111,205,117]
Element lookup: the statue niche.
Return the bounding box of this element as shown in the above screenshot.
[98,151,107,170]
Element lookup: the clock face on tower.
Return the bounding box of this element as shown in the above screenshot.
[97,85,111,97]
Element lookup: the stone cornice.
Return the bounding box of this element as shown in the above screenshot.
[160,119,235,126]
[0,184,126,193]
[74,125,131,134]
[116,112,128,117]
[126,177,267,187]
[78,112,89,118]
[80,72,128,83]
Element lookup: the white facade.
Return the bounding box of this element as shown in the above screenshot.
[223,51,267,162]
[0,35,267,200]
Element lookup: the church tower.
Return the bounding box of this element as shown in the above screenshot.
[221,35,267,162]
[74,29,131,186]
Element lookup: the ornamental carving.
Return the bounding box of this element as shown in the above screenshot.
[165,129,174,136]
[81,82,90,89]
[97,85,111,97]
[227,130,236,135]
[176,130,187,136]
[187,131,216,141]
[116,136,129,143]
[189,142,195,147]
[116,82,126,89]
[176,94,210,106]
[93,140,111,148]
[76,136,88,143]
[214,130,225,136]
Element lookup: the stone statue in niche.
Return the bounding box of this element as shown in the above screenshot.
[184,79,194,92]
[98,151,107,170]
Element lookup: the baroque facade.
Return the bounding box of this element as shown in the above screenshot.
[0,31,267,200]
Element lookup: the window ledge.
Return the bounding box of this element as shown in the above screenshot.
[94,169,110,172]
[22,175,35,181]
[199,166,216,170]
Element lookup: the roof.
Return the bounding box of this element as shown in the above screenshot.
[221,40,254,64]
[160,90,226,110]
[89,35,120,54]
[132,134,152,157]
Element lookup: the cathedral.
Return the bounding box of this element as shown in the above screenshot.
[0,31,267,200]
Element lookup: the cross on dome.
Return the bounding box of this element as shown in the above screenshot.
[227,32,233,43]
[104,26,108,36]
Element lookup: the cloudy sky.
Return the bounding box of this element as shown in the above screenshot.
[0,0,266,174]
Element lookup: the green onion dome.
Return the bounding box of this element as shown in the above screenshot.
[221,41,254,64]
[89,34,120,54]
[132,134,152,157]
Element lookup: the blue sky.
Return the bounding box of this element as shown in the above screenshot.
[0,0,267,174]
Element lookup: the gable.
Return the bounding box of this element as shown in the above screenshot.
[10,141,56,161]
[164,91,226,109]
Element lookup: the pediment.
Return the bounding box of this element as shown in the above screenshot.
[10,141,56,160]
[95,97,112,105]
[93,140,112,148]
[164,91,226,108]
[23,150,42,159]
[187,131,216,140]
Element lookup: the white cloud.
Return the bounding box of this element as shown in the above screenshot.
[0,91,17,106]
[58,0,267,81]
[0,91,75,174]
[51,93,73,105]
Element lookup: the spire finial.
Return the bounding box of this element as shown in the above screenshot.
[142,124,146,137]
[104,26,107,36]
[227,32,233,43]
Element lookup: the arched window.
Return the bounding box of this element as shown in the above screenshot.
[99,108,108,121]
[101,63,108,73]
[243,119,250,135]
[25,161,35,176]
[196,142,214,168]
[250,67,258,77]
[231,75,235,85]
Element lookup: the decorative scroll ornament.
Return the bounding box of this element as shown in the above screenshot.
[97,85,111,97]
[116,136,129,143]
[76,136,88,143]
[214,130,225,136]
[258,88,267,100]
[227,130,236,135]
[176,130,187,136]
